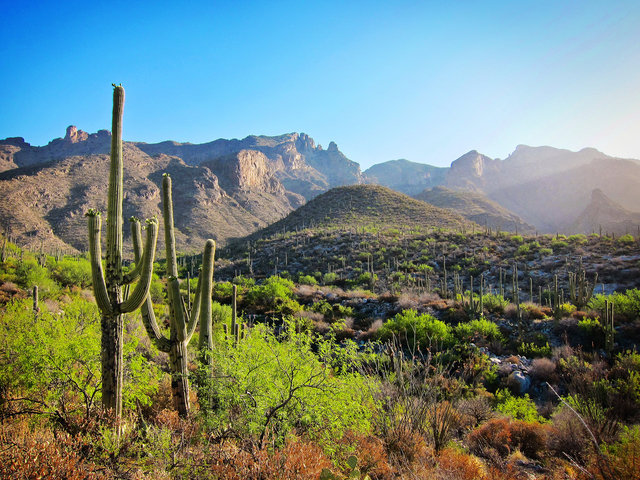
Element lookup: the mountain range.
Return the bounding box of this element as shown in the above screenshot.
[1,126,639,253]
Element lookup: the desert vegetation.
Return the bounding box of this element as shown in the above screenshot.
[2,86,640,479]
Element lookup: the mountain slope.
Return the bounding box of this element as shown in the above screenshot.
[571,188,640,235]
[246,184,477,241]
[414,186,533,233]
[0,127,363,252]
[364,159,448,195]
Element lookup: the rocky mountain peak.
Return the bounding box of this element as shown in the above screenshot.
[449,150,490,177]
[327,141,338,152]
[64,125,89,143]
[295,133,316,153]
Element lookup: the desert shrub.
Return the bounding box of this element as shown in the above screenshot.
[556,302,577,317]
[50,257,92,288]
[551,239,568,249]
[467,417,548,460]
[617,233,635,245]
[539,247,553,256]
[14,258,59,298]
[245,275,301,314]
[455,318,503,344]
[482,293,509,314]
[510,235,523,244]
[568,234,588,245]
[578,317,603,342]
[436,447,486,480]
[518,341,552,358]
[530,357,557,382]
[588,290,640,322]
[495,389,543,422]
[593,425,640,480]
[516,244,529,256]
[378,309,453,350]
[298,274,318,285]
[548,405,592,462]
[203,320,373,450]
[323,272,338,285]
[0,297,160,431]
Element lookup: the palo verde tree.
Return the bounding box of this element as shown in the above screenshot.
[134,173,215,417]
[86,85,159,421]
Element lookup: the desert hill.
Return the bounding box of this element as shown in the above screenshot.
[243,184,477,242]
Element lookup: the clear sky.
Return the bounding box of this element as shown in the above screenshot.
[1,1,639,169]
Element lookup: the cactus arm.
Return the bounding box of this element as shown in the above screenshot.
[86,210,112,314]
[140,296,171,352]
[120,219,158,313]
[123,218,143,284]
[185,268,203,343]
[198,240,216,353]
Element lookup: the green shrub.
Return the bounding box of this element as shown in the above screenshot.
[14,258,59,298]
[379,309,453,350]
[50,257,92,288]
[539,247,553,256]
[551,239,568,249]
[245,276,300,314]
[510,235,524,244]
[516,244,529,256]
[482,293,509,314]
[568,234,587,245]
[0,297,160,424]
[588,290,640,322]
[618,233,635,245]
[495,389,544,422]
[455,318,503,343]
[202,321,373,448]
[298,274,318,286]
[518,342,552,358]
[322,272,338,285]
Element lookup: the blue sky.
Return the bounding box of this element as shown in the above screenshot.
[1,1,639,169]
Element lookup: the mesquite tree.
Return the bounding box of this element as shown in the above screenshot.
[134,173,215,417]
[86,85,158,420]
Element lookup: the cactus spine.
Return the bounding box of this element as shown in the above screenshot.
[135,174,215,417]
[86,85,159,420]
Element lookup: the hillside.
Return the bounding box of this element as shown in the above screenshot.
[414,186,534,233]
[242,184,478,242]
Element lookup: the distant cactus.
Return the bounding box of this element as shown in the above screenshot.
[86,85,159,421]
[604,300,615,355]
[135,173,215,417]
[568,265,597,310]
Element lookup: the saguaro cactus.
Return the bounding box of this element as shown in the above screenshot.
[135,174,215,417]
[86,85,159,421]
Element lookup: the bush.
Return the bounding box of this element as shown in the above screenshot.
[0,297,160,429]
[14,258,59,298]
[495,389,544,422]
[298,274,318,285]
[617,233,635,245]
[203,320,373,449]
[455,318,503,344]
[518,342,552,358]
[467,417,549,460]
[379,309,453,350]
[245,276,301,314]
[481,293,509,314]
[50,257,92,288]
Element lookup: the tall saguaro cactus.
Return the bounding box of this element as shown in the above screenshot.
[86,85,159,421]
[134,173,215,417]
